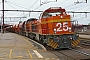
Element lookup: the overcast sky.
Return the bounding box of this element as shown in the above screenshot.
[0,0,90,25]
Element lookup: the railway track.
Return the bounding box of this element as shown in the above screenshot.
[78,32,90,48]
[79,38,90,49]
[49,50,74,60]
[48,48,90,60]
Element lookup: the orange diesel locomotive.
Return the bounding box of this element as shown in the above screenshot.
[8,7,80,49]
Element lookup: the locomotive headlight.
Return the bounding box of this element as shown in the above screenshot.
[60,16,63,18]
[69,27,71,32]
[70,37,72,40]
[54,29,56,34]
[68,36,72,40]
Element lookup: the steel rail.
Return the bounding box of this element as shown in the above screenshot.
[69,48,90,56]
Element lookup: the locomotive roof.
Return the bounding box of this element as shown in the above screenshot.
[27,18,37,21]
[44,7,66,13]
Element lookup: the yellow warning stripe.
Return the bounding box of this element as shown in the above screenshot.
[48,38,59,49]
[9,49,12,58]
[72,41,76,45]
[49,40,54,46]
[74,40,80,45]
[50,42,55,47]
[71,39,80,47]
[71,43,75,47]
[77,39,80,43]
[54,43,58,49]
[71,40,75,47]
[28,50,32,58]
[41,19,70,24]
[52,42,57,48]
[72,41,77,46]
[73,40,78,45]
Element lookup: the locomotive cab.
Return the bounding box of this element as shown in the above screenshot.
[38,7,80,49]
[41,7,66,19]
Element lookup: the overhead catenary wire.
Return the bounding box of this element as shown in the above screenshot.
[3,0,64,19]
[33,0,68,17]
[65,1,84,9]
[2,0,39,24]
[61,0,90,24]
[64,0,88,11]
[84,4,90,11]
[28,0,39,10]
[1,0,90,24]
[19,0,39,18]
[20,0,90,18]
[4,0,28,20]
[5,0,29,9]
[22,0,39,17]
[66,3,88,11]
[59,0,68,5]
[5,1,16,9]
[63,0,90,18]
[7,0,40,23]
[1,0,40,24]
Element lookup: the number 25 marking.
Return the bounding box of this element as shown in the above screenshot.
[56,22,69,32]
